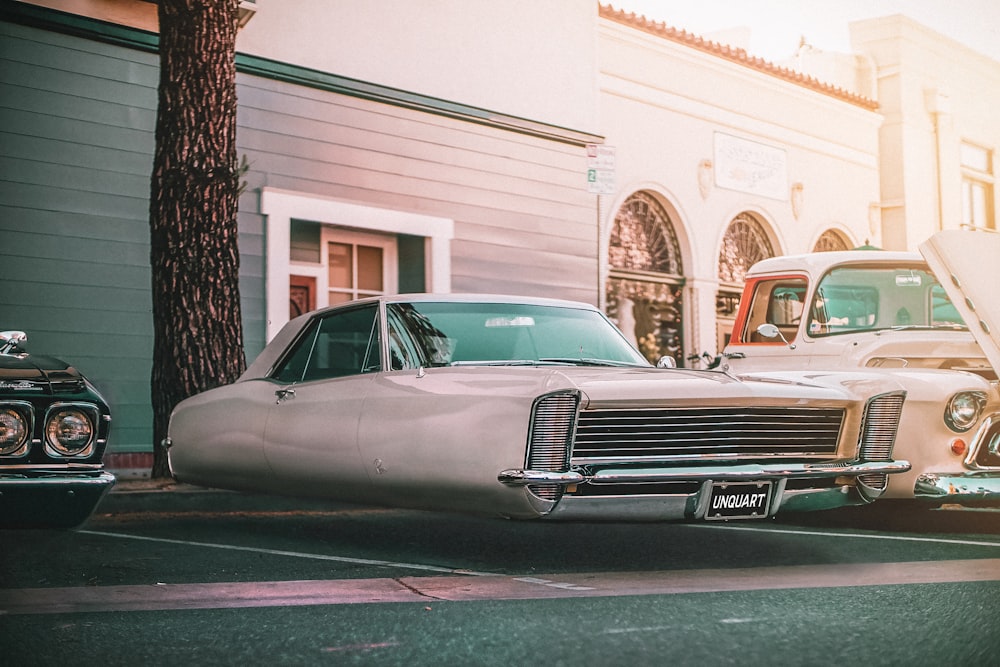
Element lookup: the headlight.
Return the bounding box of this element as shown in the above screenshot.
[44,404,97,456]
[0,406,30,456]
[944,391,986,433]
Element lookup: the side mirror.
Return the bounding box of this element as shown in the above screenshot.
[756,323,795,349]
[0,330,27,355]
[656,355,677,369]
[756,324,780,339]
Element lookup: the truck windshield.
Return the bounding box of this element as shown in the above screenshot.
[807,265,966,337]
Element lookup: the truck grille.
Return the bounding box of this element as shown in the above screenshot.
[572,406,845,462]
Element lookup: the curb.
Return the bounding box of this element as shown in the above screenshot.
[95,476,347,515]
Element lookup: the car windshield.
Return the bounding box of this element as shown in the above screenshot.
[386,301,649,368]
[807,264,967,337]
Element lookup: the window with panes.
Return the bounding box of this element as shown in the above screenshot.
[961,142,994,230]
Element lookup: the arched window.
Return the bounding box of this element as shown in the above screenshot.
[718,213,774,284]
[608,191,683,274]
[716,213,775,351]
[605,192,685,366]
[812,229,851,252]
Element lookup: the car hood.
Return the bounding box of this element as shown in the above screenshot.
[549,365,877,405]
[0,352,83,392]
[919,229,1000,373]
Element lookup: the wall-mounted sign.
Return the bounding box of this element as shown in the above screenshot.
[713,133,788,201]
[586,143,616,194]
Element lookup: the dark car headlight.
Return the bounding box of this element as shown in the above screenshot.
[1,405,31,456]
[44,404,98,457]
[944,391,986,433]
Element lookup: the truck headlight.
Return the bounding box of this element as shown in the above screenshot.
[944,391,986,433]
[44,404,97,456]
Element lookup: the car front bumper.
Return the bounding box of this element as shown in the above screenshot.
[913,471,1000,505]
[499,459,912,521]
[0,469,117,529]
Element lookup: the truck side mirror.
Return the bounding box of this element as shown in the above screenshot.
[756,323,796,349]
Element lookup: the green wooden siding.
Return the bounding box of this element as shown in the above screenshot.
[0,20,266,454]
[1,6,602,458]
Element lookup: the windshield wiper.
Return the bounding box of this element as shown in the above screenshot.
[446,358,644,368]
[887,323,968,332]
[448,360,539,366]
[537,357,642,367]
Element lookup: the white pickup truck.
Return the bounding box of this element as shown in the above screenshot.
[723,228,1000,507]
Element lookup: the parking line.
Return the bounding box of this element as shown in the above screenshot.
[79,529,499,577]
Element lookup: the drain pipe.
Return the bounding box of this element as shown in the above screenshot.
[926,88,951,232]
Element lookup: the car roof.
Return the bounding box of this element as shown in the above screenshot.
[745,250,924,278]
[242,293,603,381]
[316,293,601,315]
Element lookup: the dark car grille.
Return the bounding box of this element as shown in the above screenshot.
[572,406,845,462]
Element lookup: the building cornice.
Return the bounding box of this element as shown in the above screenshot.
[600,4,878,111]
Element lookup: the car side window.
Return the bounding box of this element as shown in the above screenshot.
[271,305,381,383]
[741,278,807,343]
[387,311,421,370]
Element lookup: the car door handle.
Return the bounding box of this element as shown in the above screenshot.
[275,388,295,404]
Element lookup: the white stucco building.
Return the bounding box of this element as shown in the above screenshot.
[3,1,998,471]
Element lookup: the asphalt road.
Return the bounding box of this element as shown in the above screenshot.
[2,483,999,666]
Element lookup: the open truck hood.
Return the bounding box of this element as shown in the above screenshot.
[919,229,1000,373]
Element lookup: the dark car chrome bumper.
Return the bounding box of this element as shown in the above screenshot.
[913,471,1000,505]
[499,459,911,521]
[0,469,117,529]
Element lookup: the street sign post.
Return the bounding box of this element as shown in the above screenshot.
[586,143,616,195]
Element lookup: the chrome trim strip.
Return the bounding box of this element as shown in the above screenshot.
[498,470,585,485]
[574,452,839,465]
[0,470,116,487]
[499,459,910,486]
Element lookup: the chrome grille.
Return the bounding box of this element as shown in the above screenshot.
[857,391,905,461]
[972,415,1000,468]
[526,392,579,500]
[573,406,845,461]
[858,473,888,491]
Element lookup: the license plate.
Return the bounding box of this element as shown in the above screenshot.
[705,481,772,520]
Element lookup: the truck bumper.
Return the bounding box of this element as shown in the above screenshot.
[914,471,1000,505]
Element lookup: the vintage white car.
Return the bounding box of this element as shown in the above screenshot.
[166,294,910,521]
[724,228,1000,506]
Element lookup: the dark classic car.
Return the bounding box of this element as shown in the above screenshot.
[167,294,911,521]
[0,330,115,528]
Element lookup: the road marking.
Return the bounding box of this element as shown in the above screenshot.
[513,577,596,591]
[2,558,999,615]
[692,523,1000,548]
[79,529,498,577]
